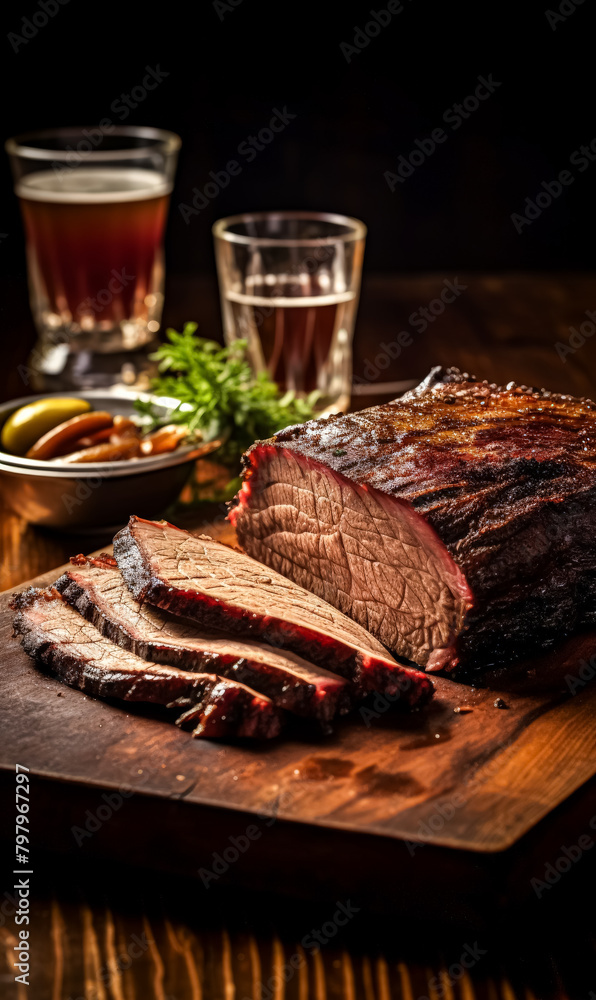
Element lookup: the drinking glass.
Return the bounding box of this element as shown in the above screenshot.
[213,211,366,413]
[6,126,181,390]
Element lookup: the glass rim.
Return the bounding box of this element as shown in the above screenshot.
[5,126,181,163]
[212,211,367,247]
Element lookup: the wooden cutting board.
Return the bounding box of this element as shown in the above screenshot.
[2,518,596,917]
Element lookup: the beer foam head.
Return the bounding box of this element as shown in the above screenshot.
[16,168,171,203]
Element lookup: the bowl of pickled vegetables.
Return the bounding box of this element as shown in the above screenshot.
[0,389,224,529]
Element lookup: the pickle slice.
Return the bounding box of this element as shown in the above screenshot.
[1,397,91,456]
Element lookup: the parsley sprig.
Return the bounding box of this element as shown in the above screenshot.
[135,323,317,463]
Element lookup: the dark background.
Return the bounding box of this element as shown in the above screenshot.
[2,0,594,274]
[2,8,596,995]
[1,0,595,392]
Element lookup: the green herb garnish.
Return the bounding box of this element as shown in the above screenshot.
[135,323,318,465]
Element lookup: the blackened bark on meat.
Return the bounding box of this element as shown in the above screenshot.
[11,588,282,739]
[229,366,596,676]
[55,559,351,724]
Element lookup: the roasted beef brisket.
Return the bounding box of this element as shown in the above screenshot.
[230,366,596,674]
[12,588,282,739]
[113,516,433,707]
[55,555,350,723]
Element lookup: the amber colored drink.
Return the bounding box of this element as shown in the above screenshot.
[224,276,357,411]
[17,168,171,353]
[214,212,366,414]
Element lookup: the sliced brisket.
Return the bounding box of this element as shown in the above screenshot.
[55,555,350,723]
[230,366,596,675]
[113,516,433,707]
[12,588,282,739]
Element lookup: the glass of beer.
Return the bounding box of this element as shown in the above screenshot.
[213,211,366,413]
[6,126,180,390]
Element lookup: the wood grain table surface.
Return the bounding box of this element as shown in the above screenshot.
[1,272,596,998]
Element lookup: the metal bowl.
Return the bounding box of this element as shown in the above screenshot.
[0,389,221,530]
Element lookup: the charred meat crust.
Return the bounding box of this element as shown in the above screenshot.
[230,366,596,675]
[11,588,282,740]
[55,559,351,723]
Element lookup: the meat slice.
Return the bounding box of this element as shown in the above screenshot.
[113,516,433,708]
[55,555,350,724]
[12,588,282,739]
[230,366,596,676]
